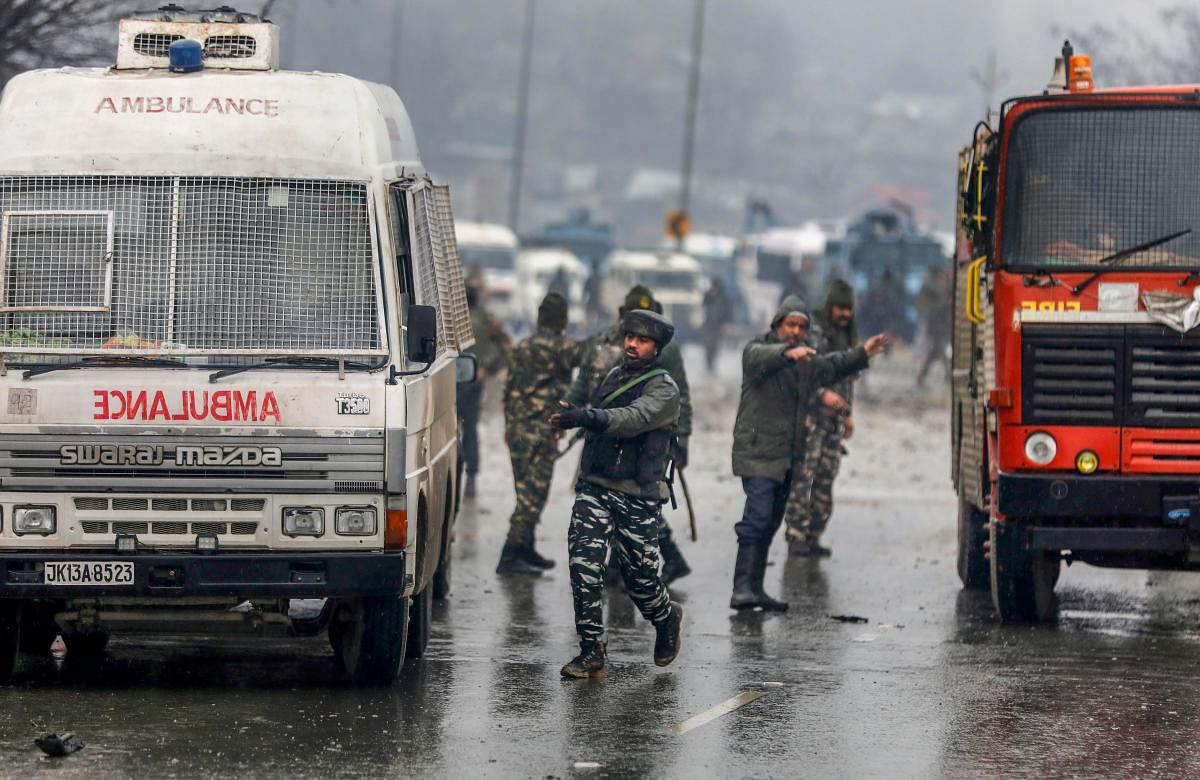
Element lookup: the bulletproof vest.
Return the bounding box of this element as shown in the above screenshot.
[579,365,673,500]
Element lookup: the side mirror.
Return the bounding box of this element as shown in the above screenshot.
[455,353,478,384]
[406,304,438,364]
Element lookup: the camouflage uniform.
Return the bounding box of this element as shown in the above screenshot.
[569,481,672,643]
[459,299,510,484]
[566,287,694,582]
[783,280,860,547]
[503,326,583,547]
[557,310,680,649]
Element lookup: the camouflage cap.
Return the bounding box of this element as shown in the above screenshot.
[621,308,674,348]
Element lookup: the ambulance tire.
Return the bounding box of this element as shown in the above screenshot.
[0,601,20,681]
[405,585,431,658]
[956,497,990,590]
[990,520,1058,623]
[432,538,452,601]
[334,594,409,686]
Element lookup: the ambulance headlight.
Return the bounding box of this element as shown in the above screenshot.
[1024,432,1058,465]
[335,506,377,536]
[14,505,56,535]
[282,507,324,537]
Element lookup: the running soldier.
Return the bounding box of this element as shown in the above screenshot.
[783,279,860,557]
[552,309,684,678]
[567,285,694,583]
[497,293,583,575]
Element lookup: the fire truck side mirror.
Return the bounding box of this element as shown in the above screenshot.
[406,304,438,365]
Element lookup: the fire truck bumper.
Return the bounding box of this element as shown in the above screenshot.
[0,550,406,599]
[998,472,1200,553]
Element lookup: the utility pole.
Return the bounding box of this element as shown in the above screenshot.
[388,0,405,91]
[675,0,706,249]
[508,0,536,233]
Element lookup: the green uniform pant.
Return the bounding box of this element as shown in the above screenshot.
[506,438,557,546]
[784,411,845,540]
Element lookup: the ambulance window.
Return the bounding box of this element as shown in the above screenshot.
[387,184,414,298]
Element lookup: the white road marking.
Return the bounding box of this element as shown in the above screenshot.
[666,691,768,736]
[573,762,601,769]
[852,633,879,643]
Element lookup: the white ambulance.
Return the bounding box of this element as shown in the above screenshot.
[0,8,470,685]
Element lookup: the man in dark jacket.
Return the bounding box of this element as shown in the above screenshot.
[552,309,684,678]
[568,285,694,584]
[730,295,888,611]
[783,278,860,557]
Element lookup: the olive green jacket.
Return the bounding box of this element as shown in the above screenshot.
[731,331,868,482]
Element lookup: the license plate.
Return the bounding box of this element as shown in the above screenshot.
[43,561,134,586]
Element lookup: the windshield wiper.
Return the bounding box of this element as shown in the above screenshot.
[22,356,186,380]
[208,356,384,383]
[1071,228,1193,296]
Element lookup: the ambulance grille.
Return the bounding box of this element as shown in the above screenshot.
[204,35,256,58]
[132,32,183,57]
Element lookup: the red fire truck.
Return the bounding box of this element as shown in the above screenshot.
[952,43,1200,621]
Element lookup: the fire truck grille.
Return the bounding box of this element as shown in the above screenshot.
[1023,324,1200,427]
[1022,329,1118,424]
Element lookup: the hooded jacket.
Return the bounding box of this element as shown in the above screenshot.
[732,296,869,482]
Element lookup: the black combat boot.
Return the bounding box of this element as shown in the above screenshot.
[560,641,607,679]
[464,476,477,499]
[751,544,789,612]
[660,535,692,585]
[808,538,832,558]
[653,602,683,667]
[787,531,815,557]
[496,540,542,575]
[729,543,760,610]
[521,542,556,570]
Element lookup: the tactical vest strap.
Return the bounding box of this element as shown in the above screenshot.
[598,368,668,409]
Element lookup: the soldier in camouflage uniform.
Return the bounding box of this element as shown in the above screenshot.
[552,309,684,678]
[497,293,583,575]
[566,285,694,584]
[783,279,860,557]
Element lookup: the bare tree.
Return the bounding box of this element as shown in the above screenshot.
[1063,6,1200,86]
[0,0,141,86]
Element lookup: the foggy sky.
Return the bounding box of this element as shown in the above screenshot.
[266,1,1176,242]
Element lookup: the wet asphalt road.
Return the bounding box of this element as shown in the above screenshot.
[3,345,1200,778]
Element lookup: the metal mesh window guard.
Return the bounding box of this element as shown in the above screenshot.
[0,176,383,357]
[407,184,473,353]
[1002,107,1200,270]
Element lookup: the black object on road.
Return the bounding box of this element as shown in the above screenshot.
[35,732,84,757]
[828,614,869,624]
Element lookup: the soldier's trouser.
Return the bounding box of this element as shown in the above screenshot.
[784,413,844,540]
[734,474,792,546]
[456,381,484,476]
[507,439,556,545]
[569,480,672,643]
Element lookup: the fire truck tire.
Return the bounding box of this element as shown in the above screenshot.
[957,497,990,590]
[0,601,20,681]
[990,520,1059,622]
[405,585,431,658]
[333,594,410,686]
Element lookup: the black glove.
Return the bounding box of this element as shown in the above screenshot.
[552,406,609,432]
[673,435,689,469]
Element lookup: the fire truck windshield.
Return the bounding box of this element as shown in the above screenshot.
[1001,106,1200,271]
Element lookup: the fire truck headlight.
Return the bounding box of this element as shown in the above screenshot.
[13,505,56,535]
[1024,432,1057,465]
[335,507,377,536]
[282,507,324,537]
[1075,450,1100,474]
